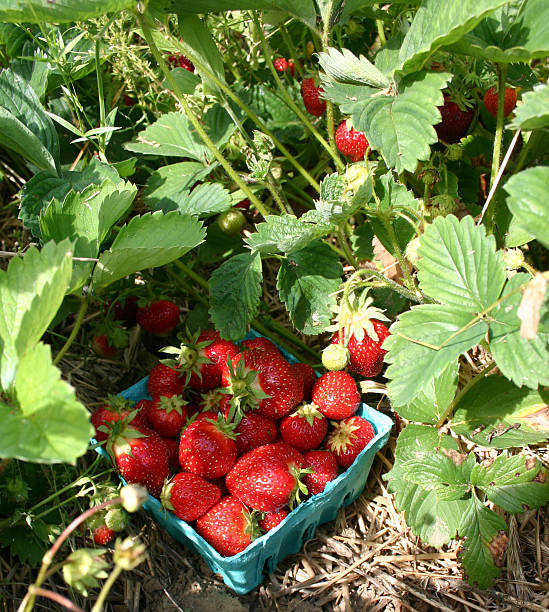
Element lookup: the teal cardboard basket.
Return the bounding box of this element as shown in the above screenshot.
[107,331,393,594]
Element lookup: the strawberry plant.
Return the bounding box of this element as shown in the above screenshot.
[0,0,548,601]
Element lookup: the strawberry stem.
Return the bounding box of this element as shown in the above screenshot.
[52,297,88,366]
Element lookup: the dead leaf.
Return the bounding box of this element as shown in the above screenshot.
[517,274,548,339]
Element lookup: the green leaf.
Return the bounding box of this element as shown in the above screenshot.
[458,495,508,589]
[209,251,263,341]
[0,0,134,22]
[350,223,375,260]
[382,0,511,75]
[384,425,469,547]
[489,273,549,389]
[509,82,549,131]
[178,15,225,95]
[245,214,332,255]
[0,69,59,171]
[11,40,51,100]
[143,161,212,213]
[164,67,201,95]
[504,167,549,250]
[40,180,137,258]
[451,0,549,64]
[277,241,343,335]
[314,172,366,224]
[351,71,451,173]
[451,375,549,448]
[92,211,205,289]
[417,215,506,311]
[0,343,93,463]
[384,304,488,407]
[394,360,459,424]
[0,240,73,392]
[472,454,549,514]
[178,182,232,218]
[318,47,390,89]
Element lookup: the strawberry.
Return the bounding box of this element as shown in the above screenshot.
[161,436,180,470]
[198,388,226,413]
[168,53,195,73]
[136,299,180,336]
[91,396,146,443]
[335,119,370,162]
[234,412,279,454]
[273,57,294,76]
[303,450,339,495]
[290,362,317,402]
[109,295,138,325]
[235,198,250,210]
[92,525,115,546]
[240,336,280,356]
[160,472,221,521]
[327,416,375,468]
[122,94,136,107]
[311,371,360,420]
[217,208,246,236]
[195,496,261,556]
[300,77,326,116]
[434,95,474,144]
[221,349,302,422]
[148,394,188,438]
[108,422,170,497]
[279,403,328,451]
[132,398,153,427]
[258,507,289,532]
[161,330,239,392]
[483,86,517,118]
[225,442,308,512]
[104,507,130,532]
[91,315,128,358]
[92,334,119,358]
[326,291,391,378]
[147,363,185,398]
[178,415,238,479]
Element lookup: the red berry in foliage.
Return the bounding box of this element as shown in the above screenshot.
[300,78,326,116]
[136,300,180,336]
[234,198,250,210]
[303,450,339,495]
[258,507,289,532]
[195,496,260,557]
[290,362,317,402]
[161,472,222,522]
[179,416,238,480]
[93,525,115,545]
[148,394,188,438]
[327,416,375,468]
[122,94,136,107]
[483,86,517,118]
[311,371,360,420]
[226,442,306,513]
[92,334,119,358]
[335,120,370,162]
[234,412,279,454]
[273,57,294,76]
[279,403,328,451]
[147,363,184,398]
[168,53,195,73]
[111,295,139,325]
[434,95,474,144]
[91,397,146,443]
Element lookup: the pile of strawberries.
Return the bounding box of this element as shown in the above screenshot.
[91,331,377,557]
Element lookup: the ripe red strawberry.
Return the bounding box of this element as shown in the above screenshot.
[435,95,474,143]
[326,291,391,378]
[327,416,375,468]
[109,295,138,325]
[91,397,146,443]
[300,78,326,116]
[195,496,261,556]
[161,436,180,470]
[273,57,294,76]
[279,403,328,451]
[179,415,238,479]
[225,442,307,512]
[136,299,179,336]
[147,363,185,398]
[234,412,278,454]
[92,334,119,358]
[168,53,195,72]
[91,316,128,358]
[122,94,136,107]
[132,398,153,427]
[148,394,188,438]
[483,86,517,118]
[311,371,360,420]
[258,507,289,532]
[221,349,302,421]
[160,472,222,521]
[240,336,280,356]
[290,362,317,402]
[235,198,250,210]
[335,120,370,162]
[92,525,115,545]
[108,422,170,497]
[303,450,339,495]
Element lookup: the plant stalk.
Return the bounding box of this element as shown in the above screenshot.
[53,298,88,366]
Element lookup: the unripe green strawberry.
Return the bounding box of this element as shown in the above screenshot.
[321,343,349,371]
[445,143,463,161]
[104,507,130,532]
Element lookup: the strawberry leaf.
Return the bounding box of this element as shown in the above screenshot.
[417,215,506,311]
[277,241,343,335]
[504,167,549,250]
[92,211,205,289]
[0,0,134,22]
[0,342,93,463]
[488,273,549,389]
[509,82,549,131]
[450,375,549,448]
[209,251,263,341]
[317,47,390,89]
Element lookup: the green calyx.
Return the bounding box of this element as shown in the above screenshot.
[293,402,325,427]
[288,464,313,510]
[222,354,270,424]
[157,394,187,415]
[160,329,215,384]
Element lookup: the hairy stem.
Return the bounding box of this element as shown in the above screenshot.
[53,298,88,366]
